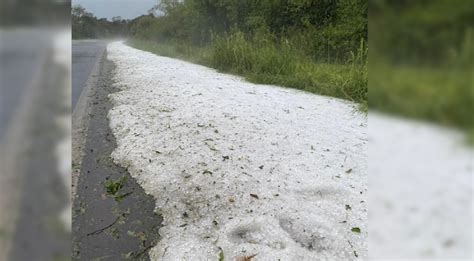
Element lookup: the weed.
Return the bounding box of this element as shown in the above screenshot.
[218,248,224,261]
[351,227,361,233]
[104,175,130,201]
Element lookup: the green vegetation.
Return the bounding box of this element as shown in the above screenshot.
[370,64,473,128]
[370,0,474,139]
[104,175,130,201]
[72,1,473,139]
[351,227,361,233]
[218,248,224,261]
[72,5,129,39]
[128,0,368,104]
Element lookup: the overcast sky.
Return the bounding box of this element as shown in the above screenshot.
[72,0,158,20]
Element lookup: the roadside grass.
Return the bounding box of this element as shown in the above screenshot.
[370,62,474,143]
[128,38,472,142]
[128,36,367,105]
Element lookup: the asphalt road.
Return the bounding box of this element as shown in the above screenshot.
[1,29,71,260]
[0,29,52,139]
[8,53,70,261]
[72,57,161,260]
[72,40,107,110]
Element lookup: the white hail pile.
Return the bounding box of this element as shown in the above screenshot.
[107,42,368,260]
[369,113,473,259]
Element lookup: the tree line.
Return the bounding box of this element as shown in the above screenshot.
[72,5,130,39]
[131,0,367,63]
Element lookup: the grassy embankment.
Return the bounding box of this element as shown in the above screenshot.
[370,63,473,140]
[125,1,368,110]
[130,35,473,143]
[370,0,473,143]
[128,34,368,111]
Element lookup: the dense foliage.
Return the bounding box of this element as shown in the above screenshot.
[72,5,129,39]
[129,0,368,104]
[132,0,366,62]
[369,0,473,137]
[370,0,473,65]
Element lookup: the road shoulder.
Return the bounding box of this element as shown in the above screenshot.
[72,52,161,260]
[71,45,106,199]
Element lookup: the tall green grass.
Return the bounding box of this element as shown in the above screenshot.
[370,28,473,142]
[129,31,367,106]
[370,62,473,141]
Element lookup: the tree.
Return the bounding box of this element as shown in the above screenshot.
[112,16,122,22]
[72,5,130,39]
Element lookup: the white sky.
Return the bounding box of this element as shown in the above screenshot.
[72,0,158,20]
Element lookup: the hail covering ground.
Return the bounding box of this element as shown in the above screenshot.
[369,113,473,259]
[107,42,368,260]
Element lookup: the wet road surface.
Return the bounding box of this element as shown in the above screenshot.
[72,55,161,261]
[72,40,107,110]
[1,28,71,261]
[0,29,52,139]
